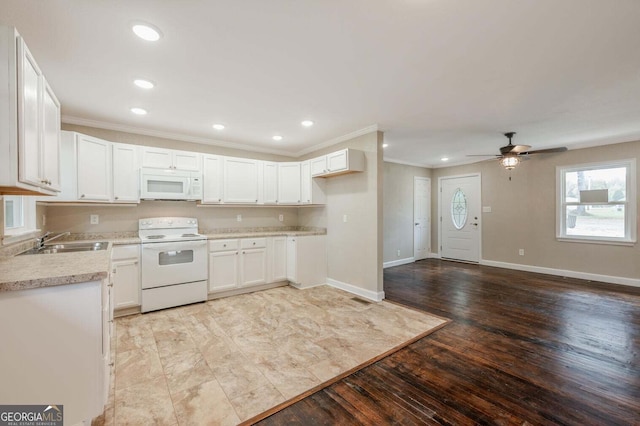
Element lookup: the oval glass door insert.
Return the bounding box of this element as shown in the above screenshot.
[451,188,467,230]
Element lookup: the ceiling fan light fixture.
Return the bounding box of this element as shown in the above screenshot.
[500,156,520,170]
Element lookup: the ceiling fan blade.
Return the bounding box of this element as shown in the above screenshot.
[500,144,531,154]
[519,147,568,155]
[467,154,501,157]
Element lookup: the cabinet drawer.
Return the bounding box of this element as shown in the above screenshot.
[240,238,266,249]
[111,244,140,261]
[209,239,239,252]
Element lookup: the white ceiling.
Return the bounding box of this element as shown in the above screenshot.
[2,0,640,166]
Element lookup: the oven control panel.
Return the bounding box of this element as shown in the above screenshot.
[139,217,198,230]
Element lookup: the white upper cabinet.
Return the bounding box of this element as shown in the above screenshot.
[263,161,278,204]
[41,80,61,192]
[223,157,259,203]
[112,143,139,203]
[77,134,111,202]
[278,162,301,204]
[310,149,365,178]
[310,156,327,177]
[141,147,201,171]
[301,160,326,205]
[202,154,223,203]
[0,26,61,195]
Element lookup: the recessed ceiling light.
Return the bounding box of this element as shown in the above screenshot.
[272,135,283,141]
[133,79,154,89]
[132,23,162,41]
[301,120,314,127]
[212,124,225,130]
[382,143,389,148]
[441,157,449,162]
[130,107,147,115]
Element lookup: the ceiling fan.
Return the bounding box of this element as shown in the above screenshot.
[469,132,568,170]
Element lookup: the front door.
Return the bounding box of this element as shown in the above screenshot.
[439,174,481,262]
[414,177,430,260]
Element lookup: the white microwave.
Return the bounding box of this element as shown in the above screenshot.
[140,168,202,200]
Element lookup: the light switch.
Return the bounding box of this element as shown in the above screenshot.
[236,214,242,222]
[90,214,99,225]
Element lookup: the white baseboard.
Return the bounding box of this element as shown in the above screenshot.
[428,252,441,259]
[326,278,385,302]
[480,260,640,288]
[383,257,415,269]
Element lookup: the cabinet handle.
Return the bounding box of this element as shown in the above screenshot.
[252,242,256,245]
[114,196,119,200]
[108,362,115,367]
[218,199,221,202]
[80,194,85,198]
[243,251,246,254]
[223,244,227,247]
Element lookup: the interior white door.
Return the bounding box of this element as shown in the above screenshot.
[414,177,430,260]
[440,174,481,262]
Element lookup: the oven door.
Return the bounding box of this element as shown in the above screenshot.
[141,240,207,289]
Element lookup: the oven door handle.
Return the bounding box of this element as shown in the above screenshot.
[142,240,207,251]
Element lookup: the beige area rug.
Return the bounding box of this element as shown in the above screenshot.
[98,285,448,425]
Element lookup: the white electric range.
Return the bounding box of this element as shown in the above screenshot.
[139,217,208,313]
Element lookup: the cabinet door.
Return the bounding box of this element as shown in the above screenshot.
[41,79,61,191]
[240,248,267,286]
[223,157,259,203]
[327,149,348,172]
[173,150,201,171]
[270,237,287,282]
[300,161,311,204]
[263,162,278,204]
[209,250,239,292]
[112,143,139,203]
[17,39,42,188]
[278,162,301,204]
[77,135,111,201]
[141,147,173,169]
[203,155,223,203]
[310,156,327,176]
[286,237,297,283]
[112,259,140,309]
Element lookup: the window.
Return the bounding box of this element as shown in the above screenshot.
[2,196,37,243]
[557,159,636,245]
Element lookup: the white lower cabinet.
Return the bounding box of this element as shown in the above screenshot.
[0,280,107,425]
[208,239,240,292]
[287,235,327,288]
[111,245,141,311]
[208,237,289,294]
[268,236,287,282]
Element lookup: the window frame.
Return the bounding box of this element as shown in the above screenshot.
[2,196,38,245]
[556,159,636,246]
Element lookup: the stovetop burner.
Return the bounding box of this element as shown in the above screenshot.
[139,217,206,243]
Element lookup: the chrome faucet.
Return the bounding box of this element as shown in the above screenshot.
[36,231,70,249]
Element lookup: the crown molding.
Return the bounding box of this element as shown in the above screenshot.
[294,124,379,157]
[61,115,297,158]
[383,157,431,168]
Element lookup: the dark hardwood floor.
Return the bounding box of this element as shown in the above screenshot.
[256,259,640,425]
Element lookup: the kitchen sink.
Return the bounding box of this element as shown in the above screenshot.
[20,241,109,255]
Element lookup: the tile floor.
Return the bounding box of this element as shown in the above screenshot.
[97,285,447,425]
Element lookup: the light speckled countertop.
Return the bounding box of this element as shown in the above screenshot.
[0,228,325,293]
[0,245,111,292]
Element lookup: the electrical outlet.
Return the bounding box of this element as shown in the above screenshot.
[236,214,242,222]
[482,206,492,213]
[279,214,284,222]
[519,249,525,256]
[397,249,401,257]
[343,214,348,223]
[90,214,99,225]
